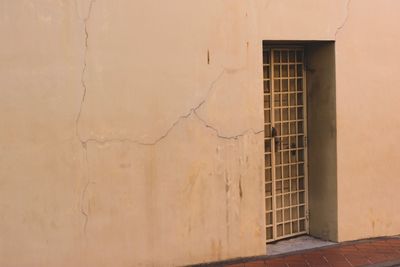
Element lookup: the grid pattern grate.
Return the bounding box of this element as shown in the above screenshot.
[263,48,308,243]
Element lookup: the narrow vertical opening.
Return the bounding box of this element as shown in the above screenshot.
[262,41,338,248]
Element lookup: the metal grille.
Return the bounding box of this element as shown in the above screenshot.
[263,47,308,242]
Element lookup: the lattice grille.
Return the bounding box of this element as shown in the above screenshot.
[263,47,308,243]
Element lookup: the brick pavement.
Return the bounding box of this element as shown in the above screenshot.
[201,237,400,267]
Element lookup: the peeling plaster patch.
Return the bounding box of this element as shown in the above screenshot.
[225,174,230,194]
[221,66,247,75]
[335,0,352,39]
[27,1,62,23]
[239,177,243,199]
[225,172,231,246]
[211,240,222,260]
[264,0,272,10]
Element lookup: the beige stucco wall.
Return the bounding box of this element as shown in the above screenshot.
[1,0,400,266]
[335,0,400,242]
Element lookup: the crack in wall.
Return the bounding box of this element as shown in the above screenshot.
[79,69,263,147]
[75,0,96,235]
[335,0,352,39]
[80,151,90,234]
[194,111,263,140]
[75,0,96,144]
[74,0,263,233]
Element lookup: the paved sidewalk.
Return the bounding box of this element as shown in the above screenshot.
[204,237,400,267]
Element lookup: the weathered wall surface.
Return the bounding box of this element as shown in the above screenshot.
[1,0,400,266]
[335,0,400,242]
[0,1,265,266]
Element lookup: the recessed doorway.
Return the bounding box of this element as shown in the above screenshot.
[262,41,338,245]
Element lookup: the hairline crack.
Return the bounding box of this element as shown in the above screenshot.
[335,0,352,39]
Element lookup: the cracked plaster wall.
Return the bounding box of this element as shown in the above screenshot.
[1,0,400,266]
